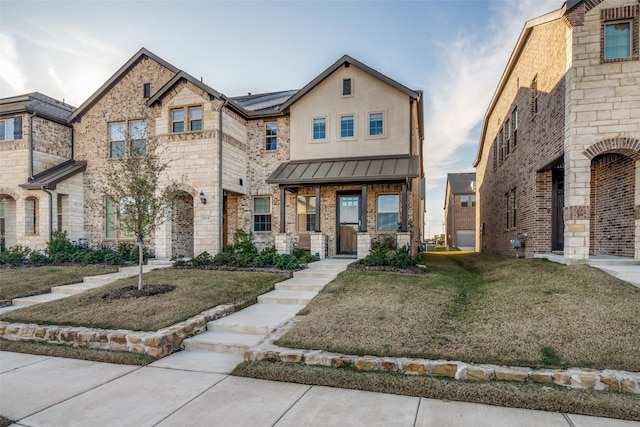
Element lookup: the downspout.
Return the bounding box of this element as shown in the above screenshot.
[42,186,53,239]
[218,98,228,253]
[29,112,37,179]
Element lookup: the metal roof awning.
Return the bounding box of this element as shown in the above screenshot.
[20,160,87,190]
[266,155,420,186]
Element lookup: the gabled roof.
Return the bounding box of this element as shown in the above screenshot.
[0,92,75,125]
[447,172,476,195]
[231,90,298,112]
[20,160,87,190]
[68,48,180,123]
[266,155,420,186]
[280,55,421,111]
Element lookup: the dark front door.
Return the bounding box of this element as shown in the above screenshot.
[337,193,360,254]
[552,168,564,252]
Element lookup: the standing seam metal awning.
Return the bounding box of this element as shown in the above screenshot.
[266,155,420,185]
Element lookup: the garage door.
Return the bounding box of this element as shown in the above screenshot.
[456,230,475,250]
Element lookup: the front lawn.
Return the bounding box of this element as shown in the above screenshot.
[0,269,289,331]
[0,266,118,300]
[276,253,640,372]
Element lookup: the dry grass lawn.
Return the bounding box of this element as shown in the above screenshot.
[276,253,640,371]
[0,266,118,300]
[0,269,289,331]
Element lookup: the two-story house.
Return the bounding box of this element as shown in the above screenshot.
[0,93,84,251]
[444,172,476,250]
[67,49,424,259]
[474,0,640,264]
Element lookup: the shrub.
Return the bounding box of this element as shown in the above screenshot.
[274,254,300,270]
[389,245,416,268]
[191,251,213,267]
[0,245,31,267]
[212,251,233,266]
[232,229,258,254]
[251,255,267,268]
[172,259,189,267]
[362,245,389,266]
[46,231,75,259]
[29,250,51,265]
[104,252,125,265]
[291,247,306,259]
[231,252,255,268]
[299,254,317,264]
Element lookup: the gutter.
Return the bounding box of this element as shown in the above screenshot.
[29,112,37,179]
[218,97,228,253]
[41,186,54,239]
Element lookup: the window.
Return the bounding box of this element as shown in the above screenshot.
[253,197,271,232]
[504,190,516,229]
[313,117,326,140]
[25,197,37,235]
[512,108,518,148]
[265,122,277,150]
[604,22,631,60]
[0,117,21,141]
[129,120,147,156]
[461,196,469,208]
[172,109,184,133]
[0,201,5,250]
[531,77,538,117]
[105,197,116,238]
[109,122,125,158]
[143,83,151,99]
[57,194,65,232]
[471,195,476,208]
[492,139,497,171]
[340,115,354,138]
[189,107,202,131]
[377,194,399,231]
[499,128,504,163]
[505,118,511,155]
[369,112,384,136]
[297,196,316,232]
[511,190,517,228]
[342,78,352,96]
[504,193,510,229]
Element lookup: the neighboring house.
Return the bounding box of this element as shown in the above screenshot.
[444,172,476,250]
[0,93,84,251]
[474,0,640,263]
[66,48,424,259]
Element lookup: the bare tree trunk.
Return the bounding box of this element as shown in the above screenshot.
[138,238,144,291]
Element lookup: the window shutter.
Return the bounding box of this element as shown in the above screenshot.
[13,116,22,139]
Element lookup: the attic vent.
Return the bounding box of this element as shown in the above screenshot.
[342,78,352,96]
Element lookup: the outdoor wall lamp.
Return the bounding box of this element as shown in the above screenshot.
[199,191,207,205]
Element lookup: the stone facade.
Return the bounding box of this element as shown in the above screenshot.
[475,0,640,262]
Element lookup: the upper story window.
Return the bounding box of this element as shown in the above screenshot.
[505,118,511,155]
[512,108,518,148]
[143,83,151,99]
[377,194,399,231]
[0,116,21,141]
[265,121,277,150]
[369,112,384,136]
[313,117,326,140]
[109,120,146,158]
[498,128,504,163]
[172,109,184,133]
[461,196,469,208]
[189,107,202,131]
[340,115,355,138]
[531,76,538,117]
[492,139,497,171]
[604,22,631,60]
[342,78,352,96]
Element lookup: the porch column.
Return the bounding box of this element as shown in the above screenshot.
[361,184,367,232]
[564,149,590,264]
[280,186,286,234]
[315,185,321,232]
[401,182,408,232]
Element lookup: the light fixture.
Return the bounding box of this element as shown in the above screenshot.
[199,191,207,204]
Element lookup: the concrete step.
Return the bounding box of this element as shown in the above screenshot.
[275,277,327,292]
[306,259,354,269]
[0,305,21,315]
[258,290,317,305]
[118,264,171,274]
[183,331,264,354]
[147,258,173,266]
[83,272,131,285]
[51,282,107,295]
[208,303,305,335]
[149,350,243,374]
[12,292,70,307]
[588,256,640,266]
[292,270,340,280]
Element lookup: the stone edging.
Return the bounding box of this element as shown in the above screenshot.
[244,327,640,395]
[0,304,235,358]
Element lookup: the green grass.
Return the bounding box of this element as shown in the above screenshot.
[0,266,118,300]
[233,361,640,422]
[0,269,289,331]
[276,253,640,371]
[0,415,12,427]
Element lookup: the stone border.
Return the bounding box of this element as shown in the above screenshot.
[0,304,235,358]
[245,324,640,395]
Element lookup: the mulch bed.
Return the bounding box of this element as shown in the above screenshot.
[102,285,175,300]
[347,263,428,274]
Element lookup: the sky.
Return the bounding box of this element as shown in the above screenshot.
[0,0,560,238]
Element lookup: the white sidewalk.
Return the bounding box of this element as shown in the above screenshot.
[1,351,637,427]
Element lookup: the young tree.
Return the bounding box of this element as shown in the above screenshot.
[99,121,177,290]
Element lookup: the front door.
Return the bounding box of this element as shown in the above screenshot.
[551,168,564,252]
[337,193,360,254]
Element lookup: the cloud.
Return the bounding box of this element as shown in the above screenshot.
[0,32,28,95]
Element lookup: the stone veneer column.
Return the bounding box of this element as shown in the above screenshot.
[357,233,371,260]
[310,233,326,259]
[563,151,590,264]
[396,232,411,249]
[275,233,290,254]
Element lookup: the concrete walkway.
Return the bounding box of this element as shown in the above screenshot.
[535,254,640,288]
[1,351,637,427]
